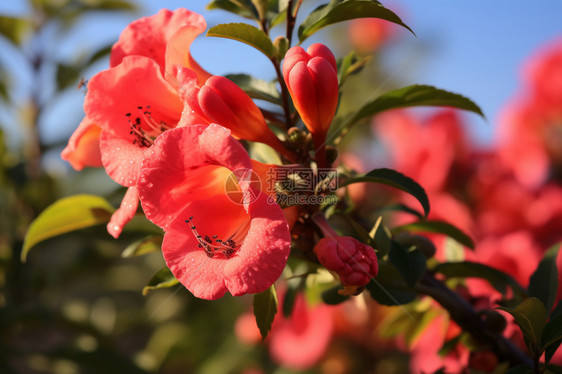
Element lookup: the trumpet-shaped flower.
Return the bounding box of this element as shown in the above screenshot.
[61,117,102,170]
[110,8,211,84]
[187,75,294,160]
[283,43,338,166]
[138,124,291,299]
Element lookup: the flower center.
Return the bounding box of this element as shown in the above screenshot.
[185,216,250,259]
[125,105,172,148]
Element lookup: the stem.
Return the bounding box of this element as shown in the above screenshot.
[270,57,293,130]
[416,273,534,369]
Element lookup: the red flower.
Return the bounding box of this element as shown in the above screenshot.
[269,293,334,370]
[61,117,102,170]
[314,236,378,288]
[283,43,339,167]
[189,76,294,160]
[110,8,211,84]
[137,124,291,299]
[349,18,393,53]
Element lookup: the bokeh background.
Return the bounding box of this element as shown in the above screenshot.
[1,0,561,373]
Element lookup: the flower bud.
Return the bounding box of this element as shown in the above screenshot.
[282,43,339,167]
[314,236,378,287]
[197,76,293,160]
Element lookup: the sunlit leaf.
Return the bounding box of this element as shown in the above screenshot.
[142,267,179,295]
[224,73,280,104]
[298,0,414,43]
[22,194,115,262]
[121,235,163,258]
[348,84,484,129]
[528,243,560,313]
[340,168,430,217]
[498,297,547,346]
[253,285,278,340]
[207,0,258,20]
[434,261,527,297]
[207,23,275,58]
[392,220,474,249]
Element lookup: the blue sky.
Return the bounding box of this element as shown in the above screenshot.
[1,0,561,148]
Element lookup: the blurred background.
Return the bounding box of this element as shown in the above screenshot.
[0,0,561,373]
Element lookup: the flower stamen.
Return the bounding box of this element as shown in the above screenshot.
[185,216,250,259]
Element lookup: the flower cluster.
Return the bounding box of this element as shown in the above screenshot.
[61,8,376,301]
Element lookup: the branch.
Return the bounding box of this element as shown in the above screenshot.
[416,273,534,369]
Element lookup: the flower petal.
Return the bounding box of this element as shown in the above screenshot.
[85,56,183,140]
[61,117,102,170]
[138,124,253,230]
[107,186,139,239]
[100,130,146,186]
[110,8,206,70]
[224,192,290,296]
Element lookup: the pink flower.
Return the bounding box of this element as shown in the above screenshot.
[314,236,378,287]
[137,124,291,299]
[189,75,294,160]
[61,117,102,170]
[283,43,339,167]
[523,37,562,109]
[110,8,211,84]
[374,109,470,194]
[269,293,334,370]
[64,8,210,238]
[349,18,393,53]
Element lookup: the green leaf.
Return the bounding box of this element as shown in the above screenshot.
[528,243,560,313]
[224,74,280,104]
[388,241,426,288]
[497,297,547,346]
[348,84,485,129]
[142,267,179,296]
[207,0,259,20]
[207,23,274,58]
[366,263,418,305]
[21,194,115,262]
[338,50,372,86]
[434,261,527,298]
[253,285,278,340]
[392,220,474,249]
[321,285,350,305]
[0,16,29,45]
[371,217,391,258]
[56,63,83,90]
[379,203,424,220]
[340,168,430,217]
[121,235,163,258]
[298,0,414,43]
[541,312,562,355]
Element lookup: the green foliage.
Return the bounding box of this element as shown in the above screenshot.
[340,168,430,217]
[121,235,163,258]
[253,285,278,340]
[207,23,275,58]
[224,73,281,104]
[298,0,414,43]
[345,84,485,132]
[541,301,562,363]
[392,220,475,249]
[498,297,547,350]
[21,194,115,262]
[0,16,30,45]
[366,263,418,305]
[528,243,560,313]
[142,267,179,296]
[207,0,259,20]
[338,50,372,85]
[434,261,527,298]
[388,241,426,288]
